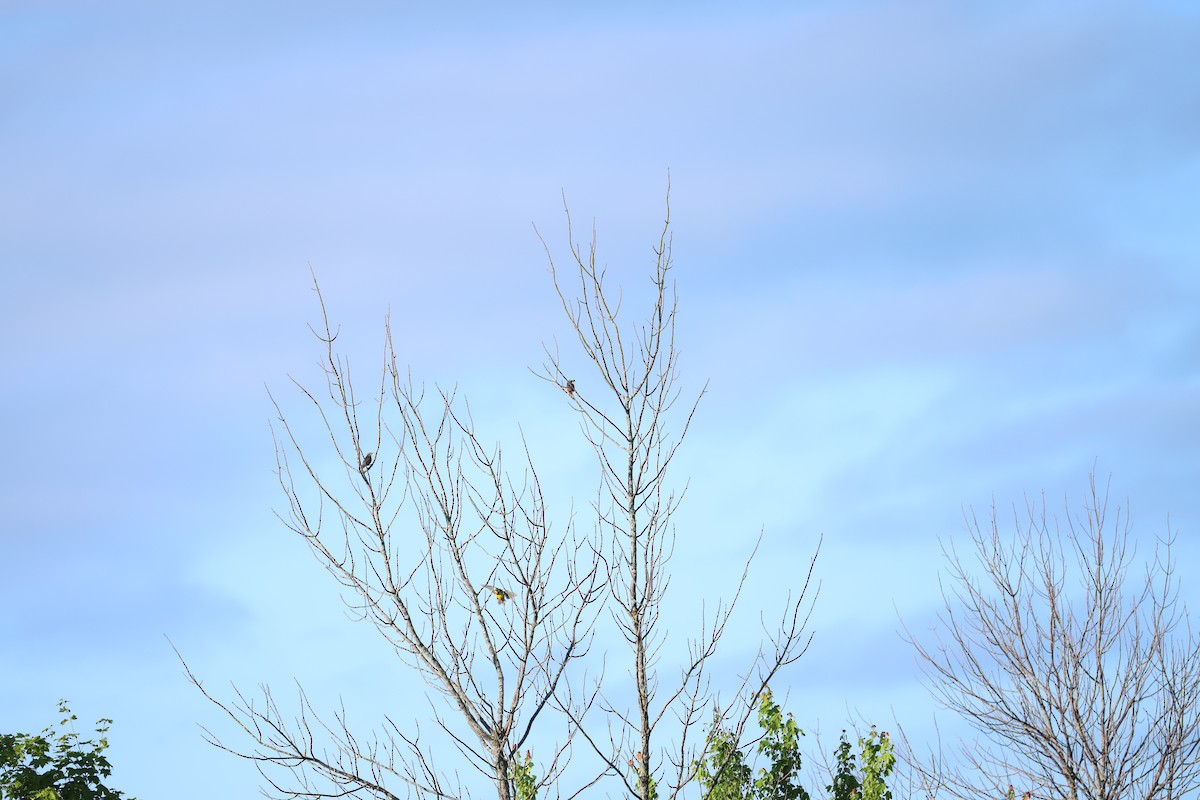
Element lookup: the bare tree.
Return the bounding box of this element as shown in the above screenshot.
[178,188,817,800]
[904,474,1200,800]
[535,185,819,800]
[176,278,606,800]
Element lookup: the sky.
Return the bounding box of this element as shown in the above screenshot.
[2,2,1199,798]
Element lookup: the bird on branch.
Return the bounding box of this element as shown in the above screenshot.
[359,452,374,472]
[482,585,511,604]
[565,379,575,397]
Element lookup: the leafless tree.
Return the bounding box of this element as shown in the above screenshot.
[178,187,817,800]
[903,474,1200,800]
[535,185,819,800]
[176,278,606,800]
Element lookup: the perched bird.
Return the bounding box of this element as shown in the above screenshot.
[482,585,511,604]
[565,379,575,397]
[359,452,374,472]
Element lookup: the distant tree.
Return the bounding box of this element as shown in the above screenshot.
[177,186,818,800]
[904,474,1200,800]
[0,701,133,800]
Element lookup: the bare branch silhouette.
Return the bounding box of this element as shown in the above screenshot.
[534,181,819,800]
[902,474,1200,800]
[178,271,605,800]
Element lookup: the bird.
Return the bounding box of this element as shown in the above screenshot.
[359,452,374,472]
[565,379,575,397]
[482,585,511,604]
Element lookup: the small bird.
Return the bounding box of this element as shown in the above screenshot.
[565,379,575,397]
[359,452,374,472]
[482,585,511,604]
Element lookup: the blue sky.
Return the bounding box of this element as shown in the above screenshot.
[2,2,1198,798]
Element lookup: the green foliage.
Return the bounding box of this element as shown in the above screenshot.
[694,689,808,800]
[0,701,133,800]
[695,719,753,800]
[857,727,894,800]
[509,750,537,800]
[826,728,894,800]
[695,690,894,800]
[826,733,857,800]
[753,689,808,800]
